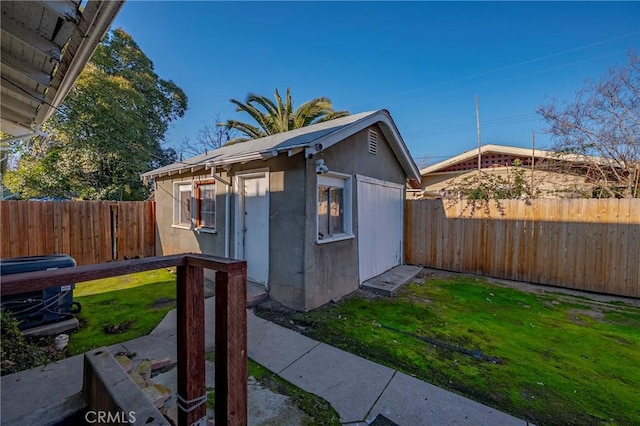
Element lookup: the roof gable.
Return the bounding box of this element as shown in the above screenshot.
[420,144,606,175]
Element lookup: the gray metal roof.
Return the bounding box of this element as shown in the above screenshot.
[0,0,124,137]
[142,110,422,188]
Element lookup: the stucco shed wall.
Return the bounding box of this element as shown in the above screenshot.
[303,124,407,310]
[228,154,306,310]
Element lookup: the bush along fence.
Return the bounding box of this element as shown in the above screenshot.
[405,198,640,298]
[0,201,155,266]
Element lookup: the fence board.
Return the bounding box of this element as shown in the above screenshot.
[627,201,640,297]
[405,199,640,298]
[0,201,155,266]
[44,202,55,254]
[17,200,28,257]
[615,201,630,296]
[583,201,599,292]
[0,201,9,257]
[103,202,112,262]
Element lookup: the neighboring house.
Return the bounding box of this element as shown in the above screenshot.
[142,110,421,311]
[417,144,605,199]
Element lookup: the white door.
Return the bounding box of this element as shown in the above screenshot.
[236,173,269,286]
[357,175,404,283]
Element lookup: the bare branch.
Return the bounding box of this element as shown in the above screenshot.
[538,50,639,198]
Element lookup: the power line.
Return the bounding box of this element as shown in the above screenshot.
[347,32,639,109]
[397,50,628,141]
[403,113,539,138]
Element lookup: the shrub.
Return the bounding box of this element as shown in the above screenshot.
[0,309,51,375]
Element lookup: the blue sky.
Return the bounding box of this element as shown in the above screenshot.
[113,1,640,165]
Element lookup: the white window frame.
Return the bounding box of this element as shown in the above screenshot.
[316,172,354,244]
[173,181,193,229]
[194,180,216,233]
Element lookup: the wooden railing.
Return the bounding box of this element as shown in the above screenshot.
[0,254,247,425]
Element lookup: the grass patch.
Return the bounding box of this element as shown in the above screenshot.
[75,268,176,296]
[255,275,640,425]
[68,269,176,355]
[247,358,340,425]
[202,352,339,425]
[206,386,215,409]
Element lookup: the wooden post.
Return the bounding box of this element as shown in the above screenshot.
[176,264,206,425]
[215,262,247,426]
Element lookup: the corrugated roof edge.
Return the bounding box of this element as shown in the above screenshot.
[141,109,421,188]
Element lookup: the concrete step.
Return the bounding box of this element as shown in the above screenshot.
[360,264,423,296]
[247,281,268,307]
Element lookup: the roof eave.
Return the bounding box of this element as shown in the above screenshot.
[303,109,421,185]
[37,1,125,125]
[142,110,422,188]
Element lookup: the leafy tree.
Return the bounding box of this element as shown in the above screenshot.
[538,50,639,198]
[4,29,187,200]
[219,88,349,143]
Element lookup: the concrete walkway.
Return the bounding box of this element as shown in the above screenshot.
[1,298,528,425]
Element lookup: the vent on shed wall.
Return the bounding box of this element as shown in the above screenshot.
[368,129,378,155]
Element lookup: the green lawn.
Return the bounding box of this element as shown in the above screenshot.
[255,275,640,426]
[69,269,177,355]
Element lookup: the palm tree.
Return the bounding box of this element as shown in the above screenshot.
[218,88,349,144]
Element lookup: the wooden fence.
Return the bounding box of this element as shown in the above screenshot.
[405,199,640,298]
[0,201,155,266]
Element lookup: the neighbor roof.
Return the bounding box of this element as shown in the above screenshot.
[0,1,124,136]
[419,144,607,175]
[142,109,422,188]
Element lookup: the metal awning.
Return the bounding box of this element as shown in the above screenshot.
[0,0,124,137]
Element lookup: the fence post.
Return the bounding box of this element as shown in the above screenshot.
[215,263,247,425]
[176,264,206,425]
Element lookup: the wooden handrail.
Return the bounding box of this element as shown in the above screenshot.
[0,253,248,425]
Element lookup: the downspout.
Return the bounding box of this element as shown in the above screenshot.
[209,164,232,258]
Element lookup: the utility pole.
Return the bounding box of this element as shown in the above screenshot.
[475,94,481,176]
[531,130,536,192]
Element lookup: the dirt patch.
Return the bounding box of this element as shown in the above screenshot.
[103,319,134,334]
[151,297,175,309]
[604,334,632,345]
[408,297,433,304]
[567,308,605,326]
[422,268,640,309]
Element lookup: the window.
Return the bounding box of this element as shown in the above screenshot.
[174,183,192,227]
[195,180,215,229]
[317,174,352,243]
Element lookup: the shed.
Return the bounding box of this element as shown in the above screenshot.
[142,109,421,311]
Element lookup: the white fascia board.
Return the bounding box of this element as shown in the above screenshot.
[288,147,304,157]
[304,112,383,157]
[39,1,124,124]
[303,109,421,182]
